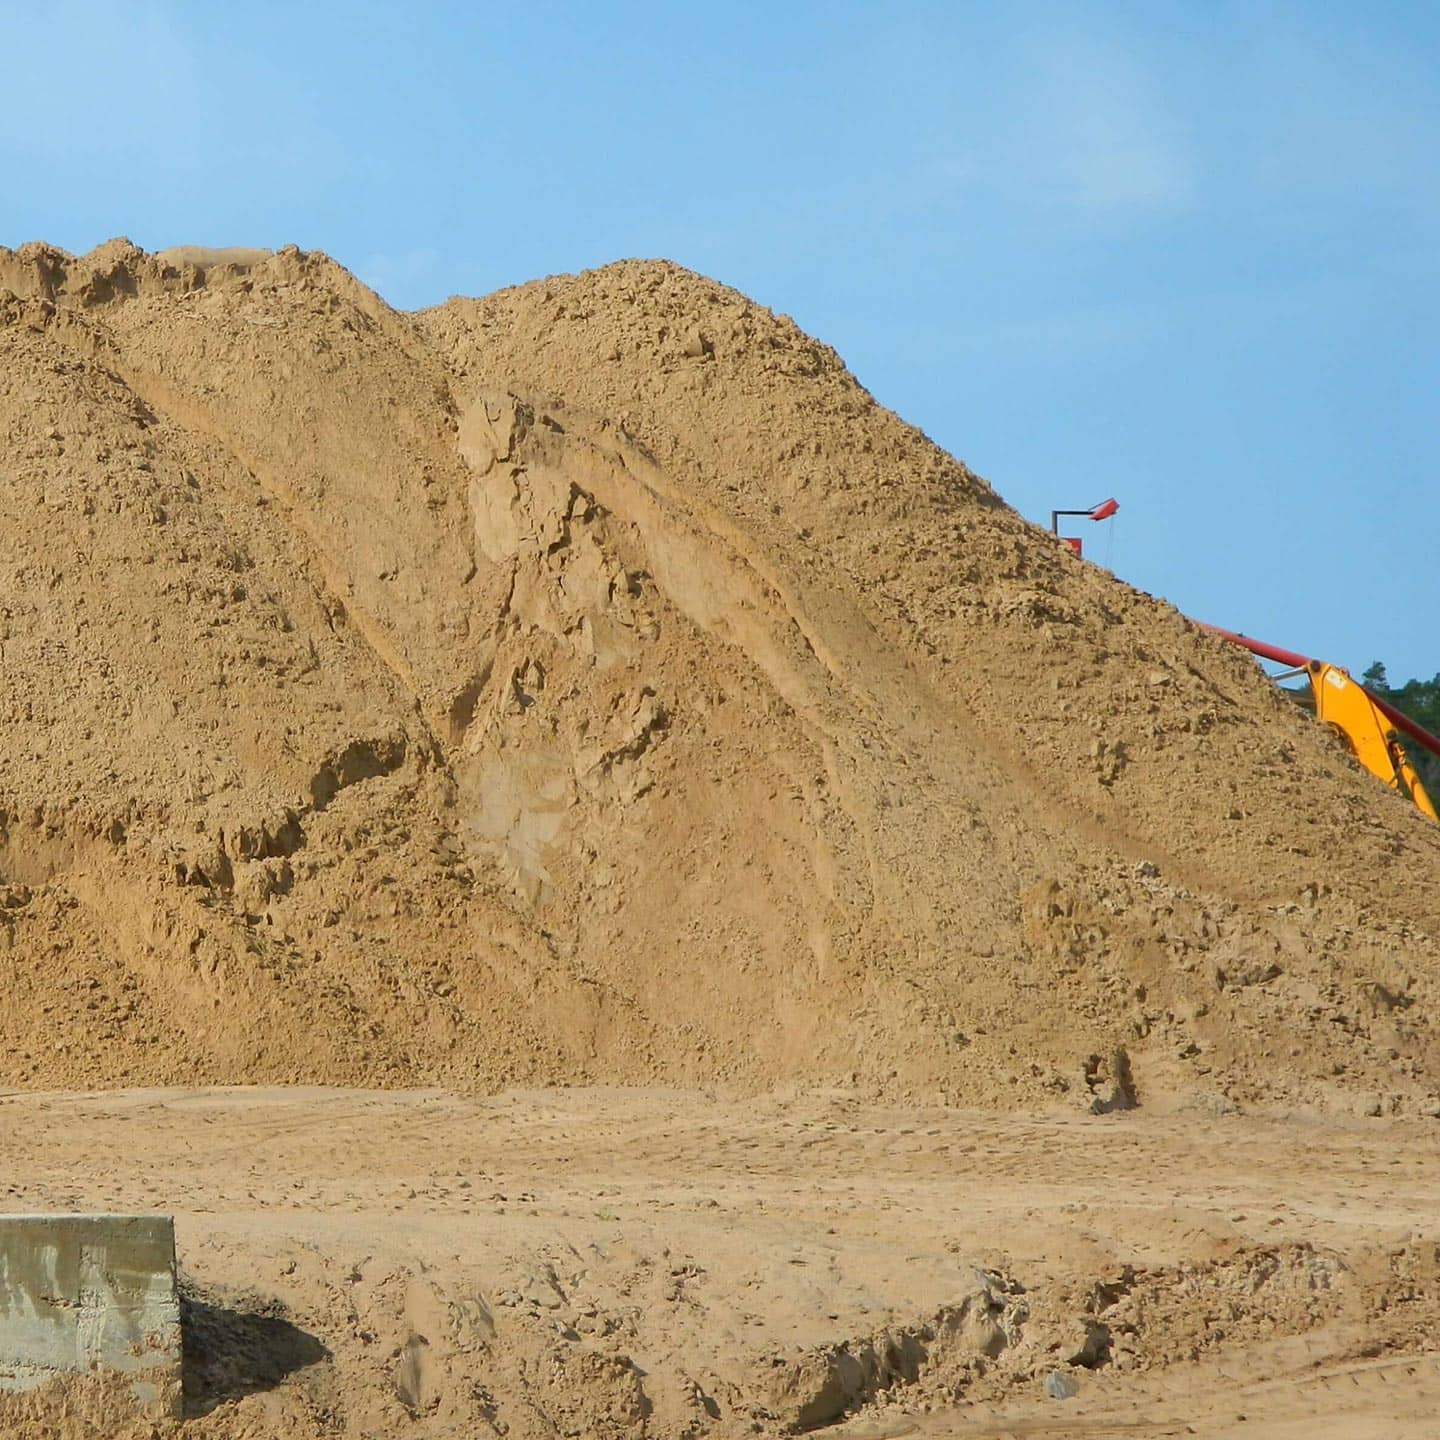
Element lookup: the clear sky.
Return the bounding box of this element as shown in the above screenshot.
[3,1,1436,680]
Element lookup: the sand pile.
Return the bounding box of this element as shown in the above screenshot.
[1,238,1437,1111]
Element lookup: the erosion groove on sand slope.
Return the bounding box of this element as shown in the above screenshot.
[464,391,1210,975]
[465,390,838,721]
[461,388,889,917]
[104,363,433,717]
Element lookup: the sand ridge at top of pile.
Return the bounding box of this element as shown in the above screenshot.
[0,237,1436,1113]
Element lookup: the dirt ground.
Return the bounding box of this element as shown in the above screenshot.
[901,1350,1440,1440]
[1,1085,1436,1437]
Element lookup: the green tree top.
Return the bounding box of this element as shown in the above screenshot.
[1363,662,1440,793]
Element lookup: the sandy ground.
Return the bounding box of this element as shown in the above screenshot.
[2,1086,1436,1436]
[892,1348,1440,1439]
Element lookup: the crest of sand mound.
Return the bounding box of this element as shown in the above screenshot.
[0,239,1436,1112]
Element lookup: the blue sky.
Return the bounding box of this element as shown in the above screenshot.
[3,1,1436,680]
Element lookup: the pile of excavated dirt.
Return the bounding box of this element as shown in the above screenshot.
[1,238,1438,1113]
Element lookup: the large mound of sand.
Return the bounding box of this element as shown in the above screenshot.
[1,238,1436,1111]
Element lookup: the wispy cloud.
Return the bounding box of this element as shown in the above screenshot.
[1010,29,1195,215]
[853,13,1195,224]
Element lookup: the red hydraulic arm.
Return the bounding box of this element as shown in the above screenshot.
[1373,694,1440,763]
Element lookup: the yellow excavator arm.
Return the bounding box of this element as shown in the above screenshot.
[1308,661,1439,822]
[1203,626,1439,823]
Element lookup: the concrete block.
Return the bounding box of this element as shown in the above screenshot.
[0,1214,180,1414]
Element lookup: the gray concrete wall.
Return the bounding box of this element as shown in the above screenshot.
[0,1214,180,1414]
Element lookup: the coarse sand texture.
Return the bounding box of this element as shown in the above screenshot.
[0,238,1437,1115]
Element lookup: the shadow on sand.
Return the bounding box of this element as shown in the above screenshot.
[181,1286,330,1417]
